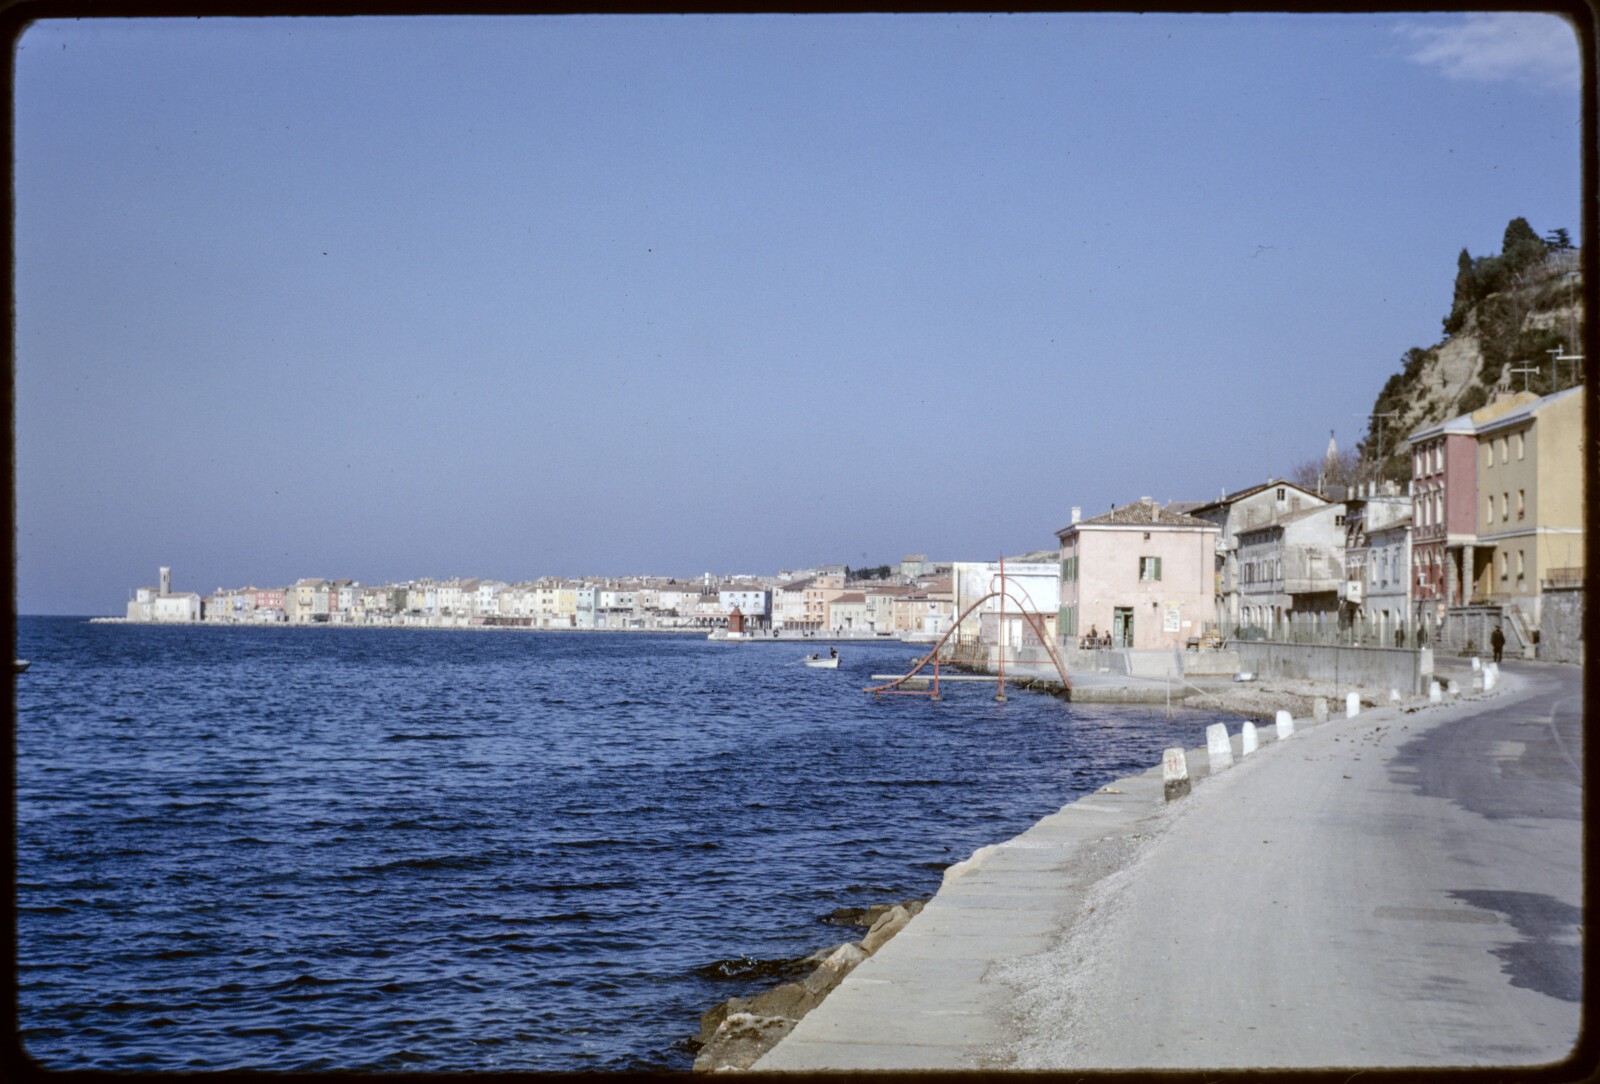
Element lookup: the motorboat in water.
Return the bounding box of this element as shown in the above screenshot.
[803,654,839,669]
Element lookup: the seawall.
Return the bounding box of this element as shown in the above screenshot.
[743,660,1563,1071]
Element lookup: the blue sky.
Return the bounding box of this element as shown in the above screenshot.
[13,13,1584,614]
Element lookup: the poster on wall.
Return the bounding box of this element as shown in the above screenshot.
[1163,602,1181,633]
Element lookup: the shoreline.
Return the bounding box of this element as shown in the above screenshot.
[691,670,1445,1072]
[744,662,1545,1071]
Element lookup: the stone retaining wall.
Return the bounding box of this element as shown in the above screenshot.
[1229,641,1432,696]
[1538,586,1584,664]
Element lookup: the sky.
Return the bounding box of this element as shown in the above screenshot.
[12,13,1586,614]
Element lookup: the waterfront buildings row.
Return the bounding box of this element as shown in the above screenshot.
[123,384,1584,660]
[128,559,961,639]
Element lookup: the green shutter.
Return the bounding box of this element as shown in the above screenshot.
[1154,556,1162,581]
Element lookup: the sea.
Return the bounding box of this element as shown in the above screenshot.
[15,616,1234,1072]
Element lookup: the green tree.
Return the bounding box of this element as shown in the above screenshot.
[1444,248,1475,334]
[1544,227,1573,251]
[1502,216,1546,271]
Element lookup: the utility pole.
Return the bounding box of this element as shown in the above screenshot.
[1549,343,1585,389]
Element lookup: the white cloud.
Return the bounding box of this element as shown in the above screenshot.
[1398,12,1580,91]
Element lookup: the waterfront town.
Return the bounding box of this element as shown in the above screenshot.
[119,382,1584,665]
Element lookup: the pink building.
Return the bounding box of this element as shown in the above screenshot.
[1057,498,1219,649]
[1407,391,1538,618]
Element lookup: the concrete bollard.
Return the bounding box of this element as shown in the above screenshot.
[1472,657,1482,671]
[1162,747,1190,802]
[1206,723,1234,772]
[1483,666,1496,691]
[1313,697,1328,725]
[1275,709,1294,739]
[1346,692,1360,718]
[1430,680,1442,703]
[1447,679,1459,696]
[1390,689,1401,702]
[1241,721,1259,756]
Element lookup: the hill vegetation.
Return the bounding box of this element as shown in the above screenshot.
[1291,217,1583,489]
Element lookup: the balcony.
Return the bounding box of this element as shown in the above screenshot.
[1541,567,1584,589]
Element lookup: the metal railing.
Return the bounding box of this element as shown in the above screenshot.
[1541,567,1584,589]
[1221,615,1432,649]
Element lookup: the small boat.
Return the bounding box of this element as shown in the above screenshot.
[15,659,31,673]
[803,654,840,669]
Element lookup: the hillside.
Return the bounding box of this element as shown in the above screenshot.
[1353,217,1583,483]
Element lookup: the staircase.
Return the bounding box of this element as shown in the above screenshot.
[1504,602,1537,659]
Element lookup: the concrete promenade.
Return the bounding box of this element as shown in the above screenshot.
[754,661,1584,1072]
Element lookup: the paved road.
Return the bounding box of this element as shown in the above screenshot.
[756,662,1583,1072]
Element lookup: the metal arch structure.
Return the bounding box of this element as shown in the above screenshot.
[864,568,1072,700]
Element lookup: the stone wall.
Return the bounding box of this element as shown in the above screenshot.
[1230,641,1432,696]
[1441,604,1526,658]
[1538,586,1585,664]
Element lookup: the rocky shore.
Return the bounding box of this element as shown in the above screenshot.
[689,671,1423,1072]
[690,899,930,1072]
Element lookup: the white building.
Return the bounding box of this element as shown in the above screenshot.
[950,561,1060,648]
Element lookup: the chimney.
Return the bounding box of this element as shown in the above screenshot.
[1071,506,1081,524]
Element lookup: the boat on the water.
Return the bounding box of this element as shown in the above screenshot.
[803,654,839,669]
[15,659,31,673]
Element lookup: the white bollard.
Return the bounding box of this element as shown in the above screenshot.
[1430,680,1442,703]
[1483,666,1497,691]
[1390,689,1401,702]
[1163,747,1190,802]
[1472,657,1482,671]
[1206,722,1234,772]
[1275,710,1294,740]
[1471,671,1484,692]
[1447,679,1459,696]
[1346,692,1360,718]
[1241,721,1259,756]
[1313,697,1328,725]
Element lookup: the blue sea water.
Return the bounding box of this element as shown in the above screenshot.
[15,617,1231,1071]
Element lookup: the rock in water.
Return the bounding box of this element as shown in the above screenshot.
[801,942,868,996]
[860,904,913,955]
[693,1013,798,1072]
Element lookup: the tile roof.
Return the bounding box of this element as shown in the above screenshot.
[1062,500,1218,533]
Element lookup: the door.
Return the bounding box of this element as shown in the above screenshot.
[1113,607,1133,648]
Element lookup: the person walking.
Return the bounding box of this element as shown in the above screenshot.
[1491,625,1506,663]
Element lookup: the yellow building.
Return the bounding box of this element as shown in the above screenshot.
[1472,385,1584,629]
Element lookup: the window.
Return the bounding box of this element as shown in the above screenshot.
[1499,552,1508,581]
[1517,490,1525,519]
[1277,487,1285,501]
[1502,492,1509,522]
[1500,437,1509,464]
[1516,431,1525,460]
[1517,550,1525,582]
[1487,494,1495,523]
[1139,556,1162,581]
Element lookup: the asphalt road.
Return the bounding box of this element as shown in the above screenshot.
[1000,661,1584,1069]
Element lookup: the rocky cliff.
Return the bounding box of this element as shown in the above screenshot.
[1356,218,1583,482]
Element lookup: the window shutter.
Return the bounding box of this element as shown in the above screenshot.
[1153,556,1162,581]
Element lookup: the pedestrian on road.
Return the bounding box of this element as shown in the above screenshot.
[1491,625,1505,663]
